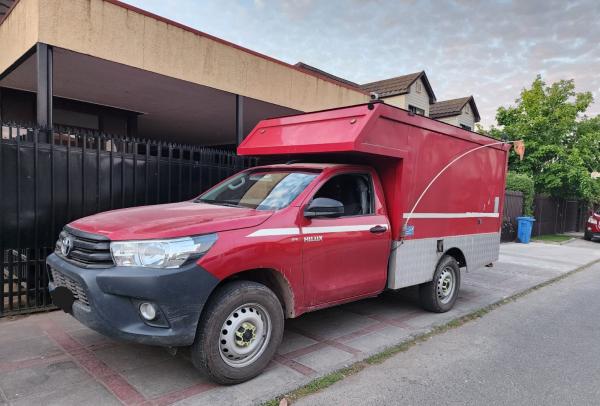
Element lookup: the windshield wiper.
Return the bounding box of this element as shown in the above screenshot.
[197,199,244,208]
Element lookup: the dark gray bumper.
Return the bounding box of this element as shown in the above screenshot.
[46,253,220,347]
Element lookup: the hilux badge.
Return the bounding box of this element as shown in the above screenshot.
[61,235,73,256]
[304,235,323,243]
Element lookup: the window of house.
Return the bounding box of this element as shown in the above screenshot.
[460,124,472,131]
[415,82,422,93]
[408,105,425,116]
[313,173,374,217]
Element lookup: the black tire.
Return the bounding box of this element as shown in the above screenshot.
[584,230,592,241]
[419,255,461,313]
[191,280,284,385]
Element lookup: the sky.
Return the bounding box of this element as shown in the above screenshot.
[124,0,600,127]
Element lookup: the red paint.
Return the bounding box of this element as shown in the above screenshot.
[70,202,272,241]
[587,212,600,233]
[68,102,509,319]
[239,102,510,240]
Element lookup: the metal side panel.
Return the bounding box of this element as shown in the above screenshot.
[387,232,500,289]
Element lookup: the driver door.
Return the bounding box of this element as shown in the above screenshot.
[301,172,391,307]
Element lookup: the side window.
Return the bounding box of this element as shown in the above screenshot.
[313,173,374,216]
[408,105,425,116]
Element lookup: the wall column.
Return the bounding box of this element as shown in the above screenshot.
[236,94,245,145]
[36,43,53,129]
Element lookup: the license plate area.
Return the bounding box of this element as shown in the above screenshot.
[52,286,75,313]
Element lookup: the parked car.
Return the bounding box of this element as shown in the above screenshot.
[584,209,600,241]
[47,102,510,384]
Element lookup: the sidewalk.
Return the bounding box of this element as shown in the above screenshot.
[1,240,599,406]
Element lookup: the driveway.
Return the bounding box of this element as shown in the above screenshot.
[1,239,599,405]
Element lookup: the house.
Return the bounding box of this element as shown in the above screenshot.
[359,71,436,116]
[296,63,482,130]
[430,96,480,131]
[0,0,369,147]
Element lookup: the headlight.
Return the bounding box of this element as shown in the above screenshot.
[110,234,217,268]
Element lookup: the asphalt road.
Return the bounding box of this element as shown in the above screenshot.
[297,259,600,406]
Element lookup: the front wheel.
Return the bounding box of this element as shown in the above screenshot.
[419,255,461,313]
[584,230,592,241]
[191,280,284,384]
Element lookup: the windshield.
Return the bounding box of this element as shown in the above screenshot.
[197,170,318,210]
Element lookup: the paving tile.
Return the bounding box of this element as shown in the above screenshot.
[0,335,62,363]
[293,346,354,374]
[342,331,399,354]
[93,343,171,372]
[368,324,412,342]
[277,330,318,355]
[68,328,116,348]
[121,357,207,399]
[0,361,90,401]
[287,308,379,341]
[174,364,305,406]
[0,321,46,345]
[10,378,121,406]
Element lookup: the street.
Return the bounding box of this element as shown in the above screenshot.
[297,256,600,406]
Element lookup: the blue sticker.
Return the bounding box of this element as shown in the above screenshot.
[404,225,415,236]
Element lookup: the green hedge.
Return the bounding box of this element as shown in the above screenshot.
[506,172,534,216]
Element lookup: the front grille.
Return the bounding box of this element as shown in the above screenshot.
[50,269,90,306]
[55,227,113,268]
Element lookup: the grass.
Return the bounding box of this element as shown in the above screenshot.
[262,257,600,406]
[531,234,573,243]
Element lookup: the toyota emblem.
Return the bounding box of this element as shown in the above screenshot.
[61,235,73,256]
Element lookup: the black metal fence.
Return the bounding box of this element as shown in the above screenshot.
[532,196,587,236]
[501,190,523,242]
[1,123,256,317]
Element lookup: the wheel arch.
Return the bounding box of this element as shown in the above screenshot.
[213,268,296,318]
[443,247,467,269]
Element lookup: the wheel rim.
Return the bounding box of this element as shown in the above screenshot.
[436,267,456,304]
[219,303,272,368]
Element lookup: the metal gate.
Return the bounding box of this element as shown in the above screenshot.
[1,123,256,317]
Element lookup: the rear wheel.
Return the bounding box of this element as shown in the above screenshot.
[191,280,284,384]
[419,255,460,313]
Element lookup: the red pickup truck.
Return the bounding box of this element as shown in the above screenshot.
[47,102,510,384]
[585,209,600,241]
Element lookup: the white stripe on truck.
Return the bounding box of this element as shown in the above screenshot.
[404,212,500,219]
[246,224,386,237]
[246,228,300,237]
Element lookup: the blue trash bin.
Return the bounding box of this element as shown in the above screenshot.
[516,216,536,243]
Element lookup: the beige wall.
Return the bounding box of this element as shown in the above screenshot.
[382,94,407,110]
[437,104,475,130]
[28,0,368,112]
[0,0,39,75]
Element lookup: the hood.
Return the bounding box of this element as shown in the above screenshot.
[68,201,273,241]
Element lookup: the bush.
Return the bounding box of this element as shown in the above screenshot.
[506,172,534,216]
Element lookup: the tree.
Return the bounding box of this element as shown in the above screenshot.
[490,75,600,203]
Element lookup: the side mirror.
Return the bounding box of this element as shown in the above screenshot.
[304,197,344,218]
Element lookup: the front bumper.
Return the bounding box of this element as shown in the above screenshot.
[46,253,219,346]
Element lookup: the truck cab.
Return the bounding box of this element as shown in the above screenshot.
[47,102,509,384]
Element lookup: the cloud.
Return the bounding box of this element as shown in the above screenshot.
[124,0,599,127]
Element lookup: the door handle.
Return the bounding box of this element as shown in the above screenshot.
[369,225,387,234]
